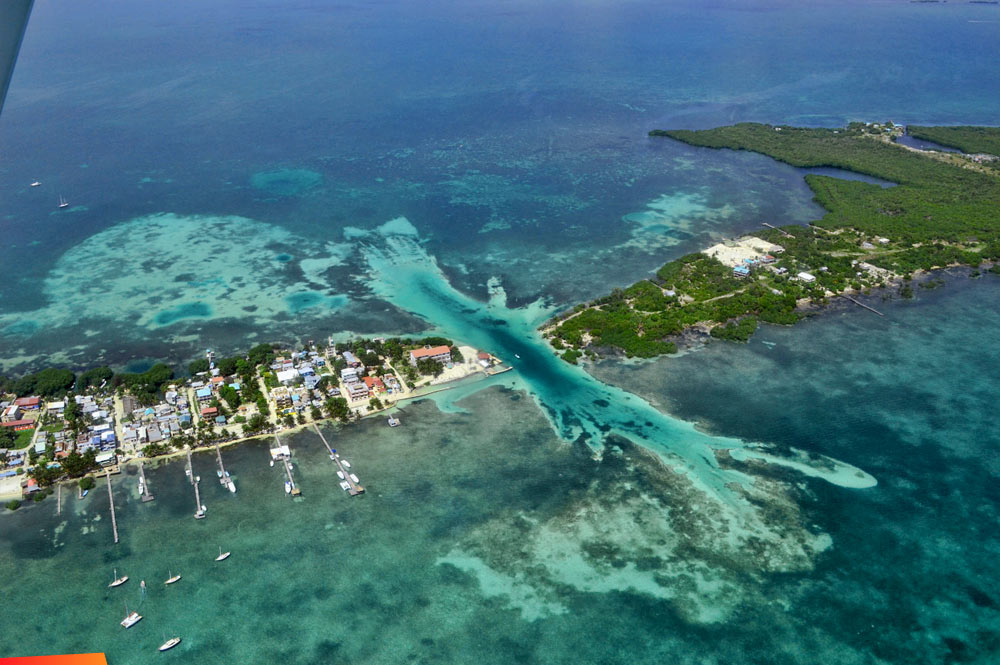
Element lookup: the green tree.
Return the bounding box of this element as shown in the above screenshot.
[5,500,20,511]
[369,396,384,411]
[188,358,210,375]
[78,477,96,491]
[218,385,241,410]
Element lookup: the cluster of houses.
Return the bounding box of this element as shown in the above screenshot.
[120,389,193,448]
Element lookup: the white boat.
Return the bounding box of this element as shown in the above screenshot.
[339,481,351,491]
[284,481,291,494]
[159,637,181,652]
[349,474,360,484]
[329,453,336,461]
[216,470,223,478]
[165,571,181,585]
[138,478,144,495]
[120,603,142,629]
[108,569,128,588]
[514,354,521,359]
[226,479,236,493]
[269,459,274,467]
[215,546,230,562]
[140,580,146,592]
[336,471,345,480]
[194,508,206,520]
[57,194,69,209]
[388,416,400,427]
[341,460,351,469]
[30,181,40,187]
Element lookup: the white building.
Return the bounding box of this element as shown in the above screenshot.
[797,272,816,283]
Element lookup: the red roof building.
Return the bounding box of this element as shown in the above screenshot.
[13,396,40,408]
[363,376,386,393]
[0,419,35,431]
[200,406,218,417]
[408,345,452,366]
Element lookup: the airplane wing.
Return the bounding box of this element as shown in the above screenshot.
[0,0,35,115]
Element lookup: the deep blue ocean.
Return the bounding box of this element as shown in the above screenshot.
[0,1,998,663]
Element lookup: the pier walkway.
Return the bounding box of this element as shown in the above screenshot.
[312,424,364,496]
[106,469,119,544]
[138,461,154,502]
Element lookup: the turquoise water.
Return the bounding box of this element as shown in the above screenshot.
[1,274,998,663]
[1,0,999,661]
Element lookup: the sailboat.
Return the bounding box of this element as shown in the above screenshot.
[215,546,230,562]
[57,194,69,209]
[120,602,142,629]
[158,635,181,651]
[165,570,181,585]
[108,568,128,588]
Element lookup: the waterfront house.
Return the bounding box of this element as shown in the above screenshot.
[409,345,452,367]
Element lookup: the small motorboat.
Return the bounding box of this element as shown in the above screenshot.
[140,580,146,592]
[269,459,274,467]
[514,353,521,359]
[336,471,345,480]
[215,546,230,562]
[81,489,89,498]
[329,453,336,461]
[284,481,292,494]
[108,568,128,588]
[226,479,236,493]
[165,571,181,585]
[194,508,206,520]
[120,603,142,629]
[30,181,40,187]
[339,481,351,491]
[159,636,181,652]
[349,474,360,484]
[388,416,400,427]
[341,460,351,469]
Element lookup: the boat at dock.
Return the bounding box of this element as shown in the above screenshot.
[108,569,128,588]
[215,546,230,562]
[337,471,345,480]
[388,416,400,427]
[165,571,181,585]
[339,481,351,491]
[158,636,181,652]
[120,603,142,629]
[194,507,206,519]
[226,478,236,493]
[341,460,351,469]
[349,473,360,484]
[284,481,291,494]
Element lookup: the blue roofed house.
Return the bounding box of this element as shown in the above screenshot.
[733,265,751,278]
[215,415,227,425]
[195,387,213,403]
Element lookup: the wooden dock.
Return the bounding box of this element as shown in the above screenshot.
[762,222,795,238]
[839,293,884,316]
[192,473,205,518]
[56,483,61,515]
[272,436,300,496]
[313,424,364,496]
[106,469,119,544]
[138,461,155,502]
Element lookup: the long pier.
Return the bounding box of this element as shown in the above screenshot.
[193,474,205,518]
[272,436,301,496]
[56,483,61,515]
[138,462,154,502]
[215,443,235,492]
[313,424,364,496]
[106,469,119,544]
[762,222,795,238]
[839,293,884,316]
[185,450,194,485]
[312,423,334,456]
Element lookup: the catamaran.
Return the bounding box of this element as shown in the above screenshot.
[57,194,69,208]
[120,602,142,629]
[215,546,230,562]
[165,571,181,585]
[159,636,181,652]
[108,568,128,588]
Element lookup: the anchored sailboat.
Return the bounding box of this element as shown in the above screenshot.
[108,568,128,588]
[165,570,181,585]
[215,546,230,562]
[120,602,142,629]
[57,194,68,208]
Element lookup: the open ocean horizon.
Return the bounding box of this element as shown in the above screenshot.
[1,1,998,662]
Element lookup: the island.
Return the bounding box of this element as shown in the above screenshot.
[543,121,1000,361]
[0,337,507,506]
